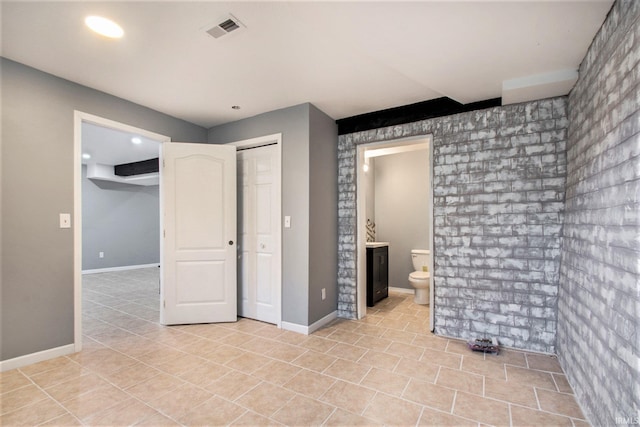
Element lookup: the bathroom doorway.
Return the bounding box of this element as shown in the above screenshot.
[356,136,435,331]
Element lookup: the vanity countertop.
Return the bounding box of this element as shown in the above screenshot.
[366,241,390,248]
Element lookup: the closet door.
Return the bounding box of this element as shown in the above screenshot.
[237,144,280,324]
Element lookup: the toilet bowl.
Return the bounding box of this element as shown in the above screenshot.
[409,249,430,305]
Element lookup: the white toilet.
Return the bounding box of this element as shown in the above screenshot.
[408,249,430,305]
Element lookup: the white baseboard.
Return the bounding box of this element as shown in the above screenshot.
[82,263,160,274]
[0,344,75,372]
[281,310,338,335]
[280,321,308,335]
[389,286,414,294]
[308,310,338,334]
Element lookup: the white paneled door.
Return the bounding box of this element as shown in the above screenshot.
[160,142,237,325]
[237,144,280,325]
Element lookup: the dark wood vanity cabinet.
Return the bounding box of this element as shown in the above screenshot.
[366,245,388,307]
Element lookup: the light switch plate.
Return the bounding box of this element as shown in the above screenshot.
[284,216,291,228]
[59,213,71,228]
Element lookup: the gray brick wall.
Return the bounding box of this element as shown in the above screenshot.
[338,135,358,318]
[338,97,568,353]
[557,1,640,425]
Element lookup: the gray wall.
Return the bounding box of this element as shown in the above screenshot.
[557,1,639,425]
[82,166,159,271]
[1,58,207,361]
[308,104,338,324]
[374,150,429,289]
[338,97,568,353]
[365,158,376,225]
[208,103,338,327]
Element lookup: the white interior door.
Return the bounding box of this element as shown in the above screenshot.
[160,142,237,325]
[237,144,280,324]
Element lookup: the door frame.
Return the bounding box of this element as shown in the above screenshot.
[229,133,283,328]
[355,135,435,330]
[73,111,170,352]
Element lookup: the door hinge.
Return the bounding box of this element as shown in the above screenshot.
[163,230,166,238]
[163,300,166,308]
[162,159,165,168]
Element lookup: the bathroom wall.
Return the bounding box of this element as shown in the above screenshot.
[82,165,160,271]
[557,0,639,424]
[365,158,375,228]
[338,97,568,353]
[374,150,429,289]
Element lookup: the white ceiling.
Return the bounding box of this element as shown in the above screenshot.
[1,1,613,131]
[81,122,160,166]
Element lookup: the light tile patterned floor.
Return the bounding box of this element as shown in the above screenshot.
[0,268,588,426]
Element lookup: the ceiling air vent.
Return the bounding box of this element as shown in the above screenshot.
[205,15,244,39]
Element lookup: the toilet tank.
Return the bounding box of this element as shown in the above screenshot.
[411,249,430,271]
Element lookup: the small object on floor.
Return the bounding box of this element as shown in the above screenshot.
[467,337,499,354]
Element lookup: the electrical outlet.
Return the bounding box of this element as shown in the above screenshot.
[59,213,71,228]
[99,252,104,258]
[321,288,326,300]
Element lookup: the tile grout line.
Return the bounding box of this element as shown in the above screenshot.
[433,365,443,384]
[449,390,458,415]
[551,371,561,392]
[533,386,542,411]
[482,371,486,398]
[508,402,514,427]
[320,406,338,425]
[415,405,426,427]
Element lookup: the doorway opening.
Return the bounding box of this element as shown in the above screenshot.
[75,116,284,349]
[355,135,435,330]
[73,111,170,351]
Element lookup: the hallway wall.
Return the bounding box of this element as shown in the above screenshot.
[82,165,160,271]
[1,58,207,361]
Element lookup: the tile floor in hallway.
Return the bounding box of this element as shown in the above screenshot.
[1,268,588,426]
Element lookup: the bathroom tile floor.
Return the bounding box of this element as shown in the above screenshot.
[1,268,588,426]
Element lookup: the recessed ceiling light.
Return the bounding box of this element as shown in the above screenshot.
[231,105,241,110]
[131,137,142,144]
[85,16,124,39]
[82,153,91,160]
